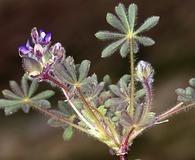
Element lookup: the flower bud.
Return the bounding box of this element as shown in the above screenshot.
[135,61,154,83]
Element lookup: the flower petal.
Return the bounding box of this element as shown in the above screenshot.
[31,27,39,44]
[18,46,30,55]
[39,29,46,39]
[44,32,51,43]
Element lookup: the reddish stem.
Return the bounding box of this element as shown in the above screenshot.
[119,155,128,160]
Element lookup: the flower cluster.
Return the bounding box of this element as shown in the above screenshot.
[19,28,65,79]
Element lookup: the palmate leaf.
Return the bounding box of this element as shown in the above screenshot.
[96,3,159,58]
[54,56,91,86]
[0,75,54,115]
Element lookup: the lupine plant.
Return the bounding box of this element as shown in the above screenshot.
[0,3,195,160]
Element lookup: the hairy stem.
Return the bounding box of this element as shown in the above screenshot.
[119,155,128,160]
[45,73,111,138]
[156,102,195,122]
[62,89,96,131]
[28,101,88,133]
[44,73,95,130]
[129,38,135,117]
[144,80,152,112]
[76,87,113,137]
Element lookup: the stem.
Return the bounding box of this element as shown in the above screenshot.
[45,73,109,138]
[129,38,135,117]
[45,73,96,130]
[119,155,128,160]
[76,87,111,136]
[62,89,96,131]
[157,102,195,122]
[29,101,88,133]
[144,80,152,112]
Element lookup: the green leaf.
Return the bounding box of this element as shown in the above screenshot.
[48,117,66,128]
[54,63,74,84]
[4,105,21,116]
[133,104,144,123]
[189,78,195,87]
[9,81,23,97]
[101,38,125,58]
[64,56,77,82]
[128,3,138,32]
[103,75,112,85]
[136,36,155,46]
[175,88,185,96]
[109,85,121,96]
[106,13,127,33]
[78,60,91,82]
[95,31,124,40]
[132,40,139,53]
[98,105,107,115]
[0,99,21,108]
[63,126,73,141]
[31,90,55,100]
[185,87,194,97]
[58,101,74,117]
[2,90,21,100]
[120,40,129,58]
[115,3,129,31]
[21,75,29,96]
[28,79,38,97]
[135,89,146,99]
[36,100,51,109]
[22,57,42,77]
[139,112,156,127]
[135,16,160,34]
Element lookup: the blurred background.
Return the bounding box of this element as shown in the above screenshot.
[0,0,195,159]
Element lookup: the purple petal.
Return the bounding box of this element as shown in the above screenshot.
[18,46,30,55]
[39,29,46,39]
[44,32,51,43]
[26,40,31,48]
[31,27,39,44]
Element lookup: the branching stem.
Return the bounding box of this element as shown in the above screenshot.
[157,102,195,122]
[28,101,88,133]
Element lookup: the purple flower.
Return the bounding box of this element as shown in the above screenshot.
[19,27,65,79]
[31,27,51,45]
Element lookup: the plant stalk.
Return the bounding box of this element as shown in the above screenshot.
[129,38,135,117]
[119,155,128,160]
[28,101,88,133]
[157,102,195,122]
